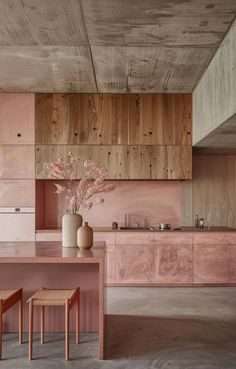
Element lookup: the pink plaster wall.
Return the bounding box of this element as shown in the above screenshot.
[36,180,181,229]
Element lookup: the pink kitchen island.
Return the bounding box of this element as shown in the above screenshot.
[0,241,105,359]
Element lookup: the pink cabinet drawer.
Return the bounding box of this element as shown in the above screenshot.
[0,93,34,144]
[193,244,231,283]
[0,145,35,179]
[94,232,115,244]
[105,245,116,285]
[0,180,35,206]
[153,244,193,284]
[116,232,153,244]
[153,232,192,245]
[192,232,228,245]
[0,213,35,241]
[116,244,154,284]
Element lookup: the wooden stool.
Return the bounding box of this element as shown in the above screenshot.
[28,287,80,361]
[0,288,23,359]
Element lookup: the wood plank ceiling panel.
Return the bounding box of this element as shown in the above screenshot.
[91,46,214,93]
[0,46,97,92]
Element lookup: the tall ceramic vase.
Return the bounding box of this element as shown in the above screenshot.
[62,213,82,247]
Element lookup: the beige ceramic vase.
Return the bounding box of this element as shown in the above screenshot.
[62,213,82,248]
[77,221,93,249]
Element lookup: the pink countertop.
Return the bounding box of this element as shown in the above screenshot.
[0,241,105,263]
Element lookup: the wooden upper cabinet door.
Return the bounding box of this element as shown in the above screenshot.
[116,244,155,284]
[35,93,192,146]
[193,244,231,284]
[0,93,35,144]
[153,245,193,284]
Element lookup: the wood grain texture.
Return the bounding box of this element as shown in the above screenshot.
[35,93,192,145]
[116,244,155,284]
[36,145,192,180]
[193,244,231,284]
[153,245,193,284]
[91,46,213,93]
[0,46,96,93]
[193,19,236,145]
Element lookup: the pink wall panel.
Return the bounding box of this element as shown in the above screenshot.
[153,245,193,284]
[0,145,35,179]
[0,179,35,206]
[116,244,155,284]
[36,180,181,229]
[0,93,34,144]
[0,263,99,333]
[193,244,231,283]
[230,245,236,282]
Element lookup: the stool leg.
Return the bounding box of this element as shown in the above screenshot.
[40,306,44,344]
[65,300,70,361]
[76,294,80,344]
[19,297,23,344]
[0,300,2,360]
[29,300,33,360]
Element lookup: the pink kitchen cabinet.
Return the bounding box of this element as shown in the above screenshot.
[105,245,116,284]
[94,232,116,245]
[116,244,155,284]
[193,244,231,284]
[192,232,228,245]
[153,232,193,245]
[0,93,34,144]
[0,180,35,206]
[0,145,35,179]
[229,245,236,282]
[153,244,193,284]
[0,213,35,241]
[116,232,153,245]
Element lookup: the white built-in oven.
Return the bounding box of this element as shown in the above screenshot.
[0,207,35,241]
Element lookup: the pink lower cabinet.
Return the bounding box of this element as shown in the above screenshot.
[116,244,155,284]
[230,245,236,282]
[105,245,116,284]
[153,244,193,284]
[193,244,231,284]
[0,209,35,241]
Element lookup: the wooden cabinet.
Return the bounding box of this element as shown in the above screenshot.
[36,145,192,180]
[193,244,231,284]
[35,93,192,146]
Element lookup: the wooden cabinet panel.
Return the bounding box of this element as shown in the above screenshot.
[153,245,193,284]
[193,244,231,284]
[105,245,116,285]
[35,93,192,146]
[36,145,192,180]
[0,145,35,179]
[0,93,34,144]
[0,180,35,206]
[116,244,155,284]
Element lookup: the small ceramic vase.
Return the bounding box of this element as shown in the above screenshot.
[77,221,93,249]
[62,213,82,247]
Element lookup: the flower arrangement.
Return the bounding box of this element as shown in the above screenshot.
[43,152,116,214]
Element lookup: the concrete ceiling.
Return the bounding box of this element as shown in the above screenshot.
[0,0,235,93]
